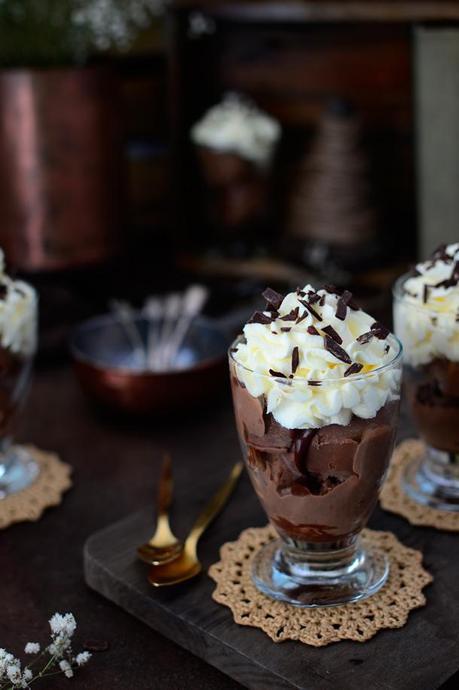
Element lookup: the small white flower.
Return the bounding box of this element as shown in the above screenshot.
[6,663,22,683]
[24,642,40,655]
[75,651,91,666]
[49,613,76,637]
[0,649,15,675]
[47,643,57,656]
[59,659,74,678]
[21,668,33,688]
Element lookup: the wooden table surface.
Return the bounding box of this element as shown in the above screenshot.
[1,363,242,690]
[2,363,458,690]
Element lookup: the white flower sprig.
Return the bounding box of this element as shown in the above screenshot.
[0,613,91,690]
[72,0,168,51]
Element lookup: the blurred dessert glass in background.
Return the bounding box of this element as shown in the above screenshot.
[394,242,459,511]
[0,250,38,498]
[191,93,281,230]
[230,284,401,606]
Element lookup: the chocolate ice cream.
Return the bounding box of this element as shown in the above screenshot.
[232,375,397,543]
[408,359,459,454]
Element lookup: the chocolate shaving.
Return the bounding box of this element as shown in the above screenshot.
[434,259,459,289]
[280,307,299,322]
[266,307,279,318]
[308,380,321,386]
[269,369,287,378]
[431,243,450,263]
[298,299,322,321]
[423,284,430,304]
[344,362,363,377]
[335,289,359,320]
[307,291,321,304]
[248,311,273,325]
[281,327,291,332]
[335,298,347,321]
[356,331,373,344]
[307,325,319,335]
[230,347,238,353]
[324,284,359,307]
[324,335,352,364]
[296,312,309,324]
[322,324,343,344]
[319,294,325,307]
[291,346,299,374]
[296,287,306,297]
[262,287,284,310]
[371,321,390,340]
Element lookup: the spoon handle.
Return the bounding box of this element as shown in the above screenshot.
[157,453,173,515]
[189,462,243,544]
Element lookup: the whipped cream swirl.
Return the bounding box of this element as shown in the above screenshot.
[0,250,37,356]
[394,242,459,367]
[232,285,400,430]
[190,93,281,168]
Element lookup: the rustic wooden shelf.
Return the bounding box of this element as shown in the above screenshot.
[172,1,459,24]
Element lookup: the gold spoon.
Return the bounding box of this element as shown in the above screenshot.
[137,454,183,566]
[148,462,243,587]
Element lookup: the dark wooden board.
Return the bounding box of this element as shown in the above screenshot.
[84,454,459,690]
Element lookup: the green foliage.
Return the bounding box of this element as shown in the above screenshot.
[0,0,162,67]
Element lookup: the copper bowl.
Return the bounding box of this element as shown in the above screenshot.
[70,314,229,415]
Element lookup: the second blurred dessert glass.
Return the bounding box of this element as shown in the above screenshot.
[394,243,459,511]
[0,251,38,498]
[191,93,280,231]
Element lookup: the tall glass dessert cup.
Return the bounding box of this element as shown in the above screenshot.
[394,242,459,511]
[0,251,38,498]
[230,284,402,606]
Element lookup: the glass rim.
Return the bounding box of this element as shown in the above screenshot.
[393,272,459,319]
[228,332,403,386]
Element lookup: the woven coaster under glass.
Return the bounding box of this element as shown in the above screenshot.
[209,524,432,646]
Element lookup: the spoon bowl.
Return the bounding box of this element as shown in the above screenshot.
[148,546,202,587]
[137,541,183,566]
[136,454,182,566]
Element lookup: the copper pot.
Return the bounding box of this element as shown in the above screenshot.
[70,314,229,416]
[0,66,122,271]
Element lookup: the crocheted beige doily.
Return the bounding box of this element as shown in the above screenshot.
[380,439,459,532]
[0,445,72,529]
[209,525,431,647]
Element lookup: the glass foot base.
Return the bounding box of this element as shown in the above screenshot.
[402,453,459,512]
[0,447,39,499]
[252,538,389,608]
